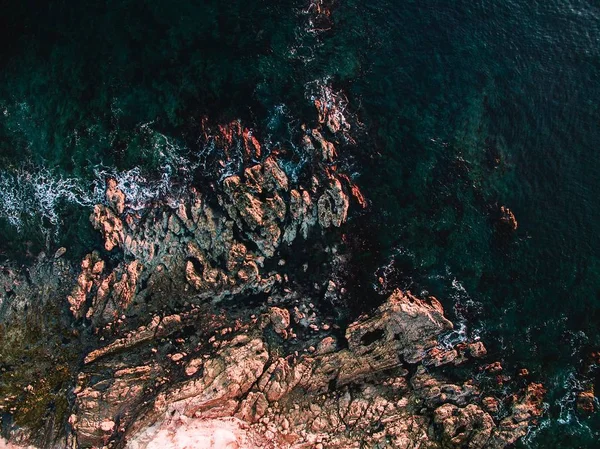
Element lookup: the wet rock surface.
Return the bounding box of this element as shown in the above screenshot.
[64,288,545,449]
[0,100,544,449]
[497,206,518,232]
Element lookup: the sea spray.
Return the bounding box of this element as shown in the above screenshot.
[0,79,358,244]
[0,168,97,232]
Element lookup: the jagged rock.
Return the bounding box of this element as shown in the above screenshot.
[482,362,503,374]
[79,141,353,324]
[69,288,543,449]
[481,397,500,415]
[87,260,143,326]
[153,334,269,419]
[0,102,544,449]
[412,367,480,408]
[73,363,162,447]
[499,206,518,231]
[468,341,488,358]
[487,383,546,448]
[434,403,494,449]
[315,336,337,355]
[576,390,595,415]
[282,189,318,244]
[213,121,262,163]
[310,128,337,162]
[91,205,124,251]
[317,176,349,229]
[268,307,290,334]
[313,90,350,136]
[0,247,543,449]
[67,252,105,318]
[106,178,126,215]
[221,157,289,257]
[344,290,452,364]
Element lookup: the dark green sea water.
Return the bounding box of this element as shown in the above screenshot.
[1,0,599,447]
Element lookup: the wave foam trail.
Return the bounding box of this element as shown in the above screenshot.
[556,371,588,426]
[92,164,192,212]
[0,135,195,237]
[438,276,482,348]
[93,127,200,210]
[0,79,356,242]
[306,78,354,137]
[522,370,594,446]
[0,168,96,232]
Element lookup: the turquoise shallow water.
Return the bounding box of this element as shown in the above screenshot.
[1,0,599,446]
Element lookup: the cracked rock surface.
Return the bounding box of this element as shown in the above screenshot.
[0,101,544,449]
[70,290,544,449]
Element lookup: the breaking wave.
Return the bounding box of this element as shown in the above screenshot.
[92,127,198,210]
[0,168,98,232]
[0,76,355,244]
[521,370,595,447]
[0,125,197,236]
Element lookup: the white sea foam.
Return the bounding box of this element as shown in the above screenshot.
[439,279,471,349]
[286,1,327,63]
[439,321,470,349]
[0,134,191,236]
[0,79,355,245]
[92,127,202,210]
[555,371,590,427]
[436,274,485,348]
[305,78,354,136]
[372,246,415,293]
[301,0,333,35]
[521,370,594,445]
[0,167,96,232]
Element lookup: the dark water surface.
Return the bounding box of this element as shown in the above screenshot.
[338,2,600,446]
[1,0,599,446]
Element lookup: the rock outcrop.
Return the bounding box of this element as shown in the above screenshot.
[0,98,544,449]
[66,289,545,449]
[577,390,596,415]
[498,206,518,232]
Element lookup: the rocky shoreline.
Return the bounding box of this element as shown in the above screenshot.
[0,95,548,449]
[72,290,545,449]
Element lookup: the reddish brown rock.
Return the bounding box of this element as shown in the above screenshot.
[576,390,596,415]
[67,286,544,449]
[468,341,488,358]
[434,403,494,449]
[242,127,262,159]
[499,206,518,231]
[0,94,543,449]
[482,362,503,374]
[268,307,290,334]
[482,397,500,415]
[67,252,105,318]
[105,178,126,215]
[90,204,124,251]
[317,177,349,229]
[487,383,546,448]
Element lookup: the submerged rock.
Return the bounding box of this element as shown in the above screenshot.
[576,390,596,415]
[498,206,518,232]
